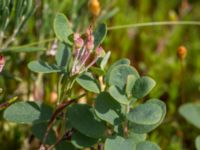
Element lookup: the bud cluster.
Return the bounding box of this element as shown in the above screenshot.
[71,27,103,75]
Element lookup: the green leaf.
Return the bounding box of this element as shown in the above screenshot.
[55,42,71,68]
[195,135,200,150]
[129,133,147,144]
[93,23,107,49]
[32,122,56,145]
[95,92,124,125]
[90,67,105,76]
[71,131,98,149]
[132,76,156,99]
[3,101,53,124]
[76,72,100,93]
[126,75,137,98]
[104,58,130,84]
[54,13,73,44]
[56,141,77,150]
[129,99,166,134]
[67,104,106,138]
[179,103,200,129]
[100,51,111,69]
[109,64,139,90]
[109,85,129,105]
[136,141,161,150]
[28,60,61,73]
[105,136,136,150]
[3,46,46,52]
[127,103,162,125]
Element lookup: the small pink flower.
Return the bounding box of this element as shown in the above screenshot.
[0,55,5,73]
[74,33,84,49]
[96,46,103,55]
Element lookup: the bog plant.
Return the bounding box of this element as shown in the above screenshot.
[3,13,166,150]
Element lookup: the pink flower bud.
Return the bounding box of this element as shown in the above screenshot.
[74,33,81,41]
[86,39,94,51]
[96,46,103,55]
[74,33,84,49]
[75,38,84,49]
[0,55,5,73]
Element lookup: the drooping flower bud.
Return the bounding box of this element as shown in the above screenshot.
[177,46,187,60]
[86,28,94,51]
[0,55,5,73]
[96,46,104,56]
[74,33,84,49]
[86,39,94,51]
[88,0,101,16]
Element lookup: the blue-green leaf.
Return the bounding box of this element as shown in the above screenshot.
[67,104,106,138]
[32,122,56,145]
[93,23,107,49]
[132,76,156,99]
[136,141,161,150]
[127,103,162,125]
[95,92,124,125]
[76,72,100,93]
[109,64,139,90]
[104,58,130,84]
[71,132,98,149]
[3,101,53,124]
[55,42,71,68]
[54,13,73,44]
[105,136,136,150]
[109,85,129,105]
[129,99,166,134]
[179,103,200,129]
[28,60,61,73]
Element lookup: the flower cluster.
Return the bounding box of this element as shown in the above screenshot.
[71,28,103,75]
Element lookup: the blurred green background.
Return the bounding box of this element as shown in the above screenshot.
[0,0,200,149]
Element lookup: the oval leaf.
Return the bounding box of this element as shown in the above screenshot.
[55,42,71,68]
[28,60,61,73]
[129,99,166,134]
[54,13,73,44]
[3,101,53,124]
[127,103,162,125]
[93,23,107,49]
[32,122,56,145]
[109,85,129,105]
[109,64,139,90]
[95,92,124,125]
[136,141,161,150]
[67,104,106,138]
[179,103,200,129]
[104,58,130,84]
[71,131,98,149]
[76,72,100,93]
[105,136,136,150]
[132,76,156,99]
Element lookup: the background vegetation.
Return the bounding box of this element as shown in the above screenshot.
[0,0,200,149]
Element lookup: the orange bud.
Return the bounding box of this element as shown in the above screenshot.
[88,0,101,16]
[177,46,187,60]
[50,91,58,104]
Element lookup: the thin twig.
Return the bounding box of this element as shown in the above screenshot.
[107,21,200,30]
[39,93,85,150]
